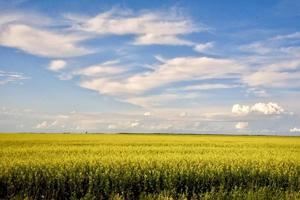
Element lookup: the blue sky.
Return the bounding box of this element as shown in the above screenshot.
[0,0,300,134]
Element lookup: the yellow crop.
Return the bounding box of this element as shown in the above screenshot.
[0,134,299,199]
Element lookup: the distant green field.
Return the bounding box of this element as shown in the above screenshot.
[0,134,299,200]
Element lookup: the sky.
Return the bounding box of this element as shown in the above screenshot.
[0,0,300,135]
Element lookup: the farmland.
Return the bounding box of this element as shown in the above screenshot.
[0,134,299,199]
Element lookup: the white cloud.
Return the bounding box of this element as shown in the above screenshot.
[143,112,151,116]
[131,121,139,127]
[243,70,300,88]
[182,83,236,91]
[150,124,173,131]
[125,93,181,108]
[71,60,128,85]
[35,121,48,129]
[265,60,300,71]
[101,60,120,66]
[179,112,188,117]
[240,42,272,55]
[57,73,74,81]
[0,70,29,85]
[4,106,295,134]
[251,102,284,115]
[0,12,52,27]
[74,65,126,77]
[246,88,268,97]
[50,120,58,126]
[78,56,242,97]
[48,60,67,71]
[0,106,32,115]
[133,34,193,46]
[124,92,202,108]
[108,124,117,129]
[154,55,167,63]
[68,8,202,46]
[75,57,243,108]
[194,42,214,53]
[57,114,70,119]
[272,32,300,40]
[232,102,285,116]
[240,32,300,89]
[235,122,248,129]
[290,127,300,132]
[35,118,66,129]
[232,104,250,115]
[0,24,92,57]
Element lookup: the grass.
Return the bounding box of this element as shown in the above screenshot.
[0,133,299,199]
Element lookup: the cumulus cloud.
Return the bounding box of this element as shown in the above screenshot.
[290,127,300,132]
[48,60,67,71]
[67,8,203,46]
[251,102,284,115]
[4,106,295,134]
[235,122,248,129]
[35,119,65,129]
[232,102,285,116]
[232,104,250,115]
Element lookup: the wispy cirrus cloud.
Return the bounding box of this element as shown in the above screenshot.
[240,32,300,88]
[74,60,126,77]
[0,24,92,58]
[179,83,238,91]
[78,56,242,98]
[0,8,205,58]
[0,70,29,85]
[0,11,94,58]
[67,8,204,46]
[0,12,52,27]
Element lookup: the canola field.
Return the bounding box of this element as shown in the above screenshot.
[0,133,299,200]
